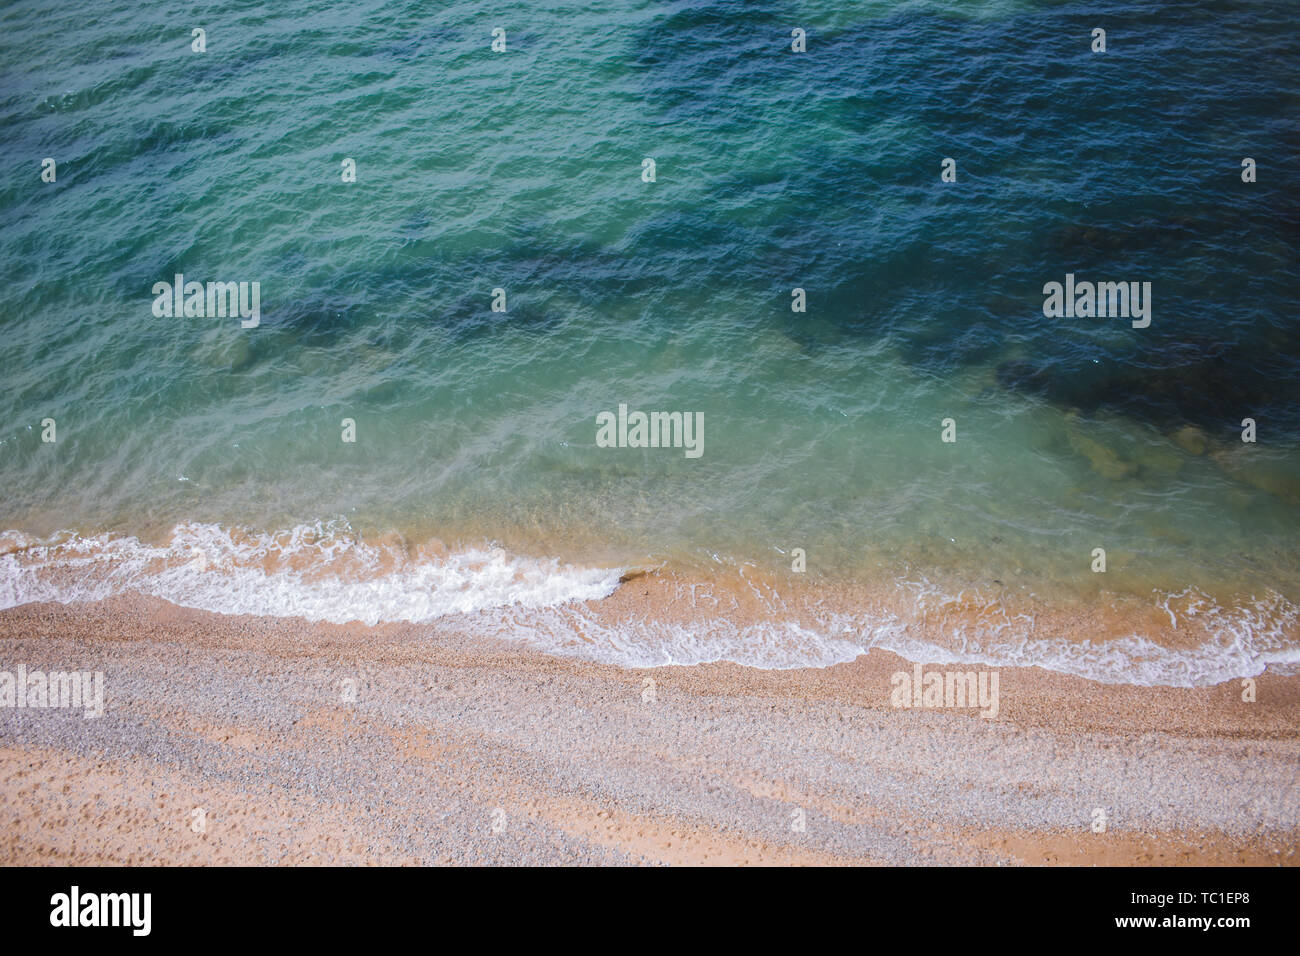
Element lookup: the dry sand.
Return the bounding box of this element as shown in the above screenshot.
[1,594,1297,866]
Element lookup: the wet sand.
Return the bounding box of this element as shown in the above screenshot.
[1,594,1297,866]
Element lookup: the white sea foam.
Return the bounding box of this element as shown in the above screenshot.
[470,599,1296,687]
[472,604,878,670]
[468,575,1300,686]
[0,522,622,625]
[0,524,1295,686]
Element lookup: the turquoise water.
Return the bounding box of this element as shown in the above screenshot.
[1,0,1298,677]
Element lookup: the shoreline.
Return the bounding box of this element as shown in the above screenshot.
[4,524,1297,680]
[1,595,1297,865]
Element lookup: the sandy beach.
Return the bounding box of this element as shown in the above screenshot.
[1,592,1296,866]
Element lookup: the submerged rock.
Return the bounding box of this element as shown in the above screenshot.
[1172,425,1208,456]
[994,336,1296,438]
[1128,438,1183,477]
[1210,448,1300,506]
[1066,424,1136,480]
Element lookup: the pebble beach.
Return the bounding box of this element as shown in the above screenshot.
[3,593,1296,866]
